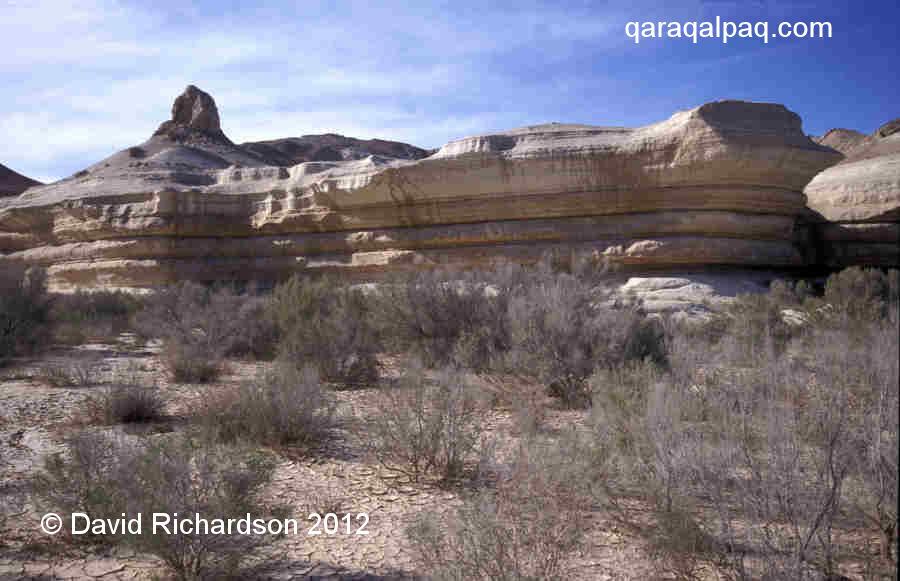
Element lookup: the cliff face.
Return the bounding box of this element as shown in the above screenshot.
[804,119,900,267]
[0,87,845,290]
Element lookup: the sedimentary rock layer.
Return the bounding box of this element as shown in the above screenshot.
[0,87,841,289]
[804,119,900,267]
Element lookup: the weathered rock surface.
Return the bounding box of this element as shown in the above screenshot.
[241,134,429,166]
[0,87,842,290]
[804,118,900,267]
[0,163,41,197]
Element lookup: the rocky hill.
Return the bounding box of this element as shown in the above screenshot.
[0,163,41,197]
[0,85,873,291]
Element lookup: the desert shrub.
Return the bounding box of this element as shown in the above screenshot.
[591,360,702,518]
[222,295,279,360]
[407,432,597,580]
[818,266,899,325]
[721,291,796,363]
[815,321,899,564]
[137,282,252,382]
[35,431,279,580]
[372,268,511,370]
[87,380,166,425]
[163,341,224,384]
[0,266,52,362]
[586,272,899,578]
[623,316,668,367]
[363,362,485,482]
[50,289,142,344]
[503,272,638,408]
[198,363,336,448]
[658,314,898,578]
[268,275,378,385]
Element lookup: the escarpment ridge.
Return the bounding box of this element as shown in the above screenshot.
[1,85,879,290]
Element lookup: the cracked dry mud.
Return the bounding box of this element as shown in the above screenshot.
[0,340,656,580]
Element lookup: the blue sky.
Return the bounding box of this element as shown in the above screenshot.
[1,0,897,183]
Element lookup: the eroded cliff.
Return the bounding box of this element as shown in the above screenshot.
[0,86,845,290]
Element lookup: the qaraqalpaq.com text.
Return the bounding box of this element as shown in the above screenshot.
[626,17,832,44]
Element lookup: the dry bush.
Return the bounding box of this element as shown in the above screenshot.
[634,281,898,579]
[34,432,279,580]
[820,266,898,324]
[591,361,700,517]
[363,362,486,482]
[816,321,898,564]
[370,259,656,410]
[162,341,224,384]
[85,369,165,424]
[407,432,598,581]
[197,363,337,448]
[0,266,52,363]
[503,272,643,408]
[372,268,511,370]
[721,291,797,364]
[222,295,278,360]
[137,282,267,383]
[268,275,379,386]
[87,383,166,425]
[577,268,899,579]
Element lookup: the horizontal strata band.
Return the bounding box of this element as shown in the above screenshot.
[43,237,804,290]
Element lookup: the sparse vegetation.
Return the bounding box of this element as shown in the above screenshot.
[363,361,486,482]
[197,363,336,448]
[50,289,142,344]
[9,265,898,579]
[85,374,166,425]
[135,282,274,383]
[34,432,279,580]
[407,431,597,580]
[587,267,899,579]
[268,275,379,385]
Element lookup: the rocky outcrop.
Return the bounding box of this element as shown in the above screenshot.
[152,85,232,145]
[0,164,41,197]
[804,118,900,267]
[0,87,842,290]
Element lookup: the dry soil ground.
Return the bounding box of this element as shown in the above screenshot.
[0,336,659,581]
